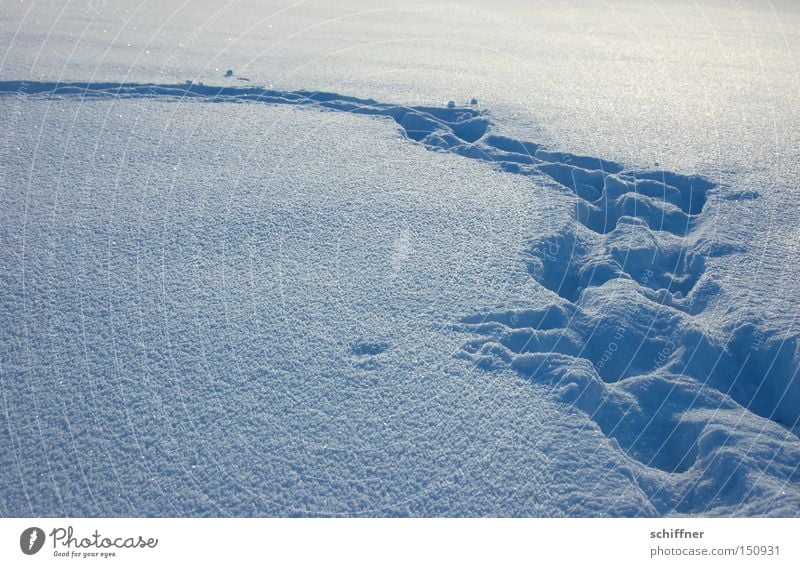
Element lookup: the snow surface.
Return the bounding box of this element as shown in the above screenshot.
[1,0,799,516]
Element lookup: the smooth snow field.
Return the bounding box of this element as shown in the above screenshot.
[1,0,799,517]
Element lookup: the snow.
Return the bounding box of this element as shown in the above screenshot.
[1,0,799,517]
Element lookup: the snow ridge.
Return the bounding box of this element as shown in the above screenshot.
[4,80,798,514]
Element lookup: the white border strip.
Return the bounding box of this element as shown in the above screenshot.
[2,518,799,566]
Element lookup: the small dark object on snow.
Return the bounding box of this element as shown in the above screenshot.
[225,69,234,77]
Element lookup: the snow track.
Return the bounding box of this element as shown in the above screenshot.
[3,80,798,514]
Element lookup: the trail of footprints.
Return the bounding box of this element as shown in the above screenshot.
[450,127,800,503]
[5,81,799,509]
